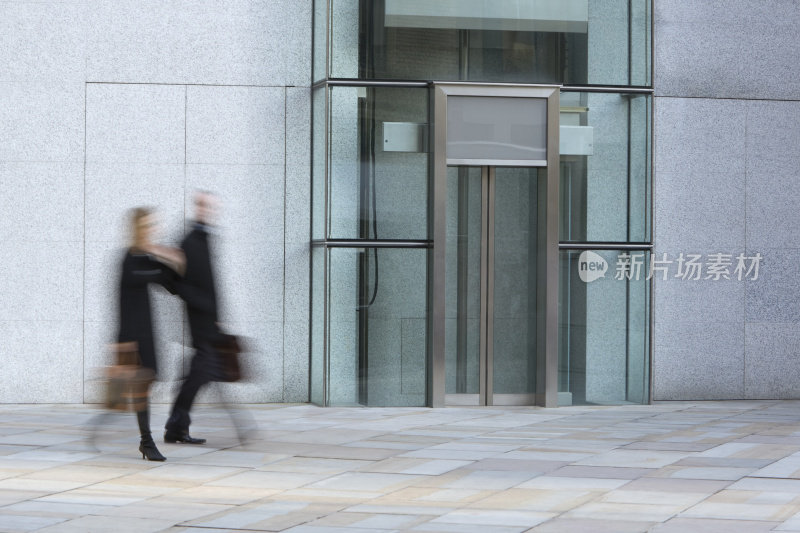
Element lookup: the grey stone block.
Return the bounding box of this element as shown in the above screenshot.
[87,0,308,85]
[746,100,800,163]
[282,0,312,87]
[744,323,800,399]
[285,241,310,324]
[654,97,748,175]
[747,160,800,251]
[0,239,82,322]
[86,83,185,164]
[286,87,311,244]
[655,275,745,326]
[745,248,800,323]
[223,320,286,403]
[84,163,185,244]
[653,320,744,401]
[185,164,284,243]
[0,2,86,82]
[655,170,745,251]
[186,86,285,166]
[0,320,83,403]
[0,162,83,242]
[283,320,310,403]
[655,2,800,99]
[330,0,359,79]
[214,237,284,325]
[0,82,84,162]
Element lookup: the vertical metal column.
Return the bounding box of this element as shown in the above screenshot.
[481,166,490,406]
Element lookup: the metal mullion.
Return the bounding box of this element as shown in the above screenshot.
[321,77,330,406]
[323,247,330,406]
[561,86,653,94]
[319,240,432,249]
[559,243,653,251]
[480,166,490,407]
[485,167,495,406]
[326,79,430,88]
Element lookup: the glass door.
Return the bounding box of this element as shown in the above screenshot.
[445,166,546,405]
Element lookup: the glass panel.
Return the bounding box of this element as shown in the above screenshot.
[312,87,327,240]
[492,168,543,396]
[313,0,328,83]
[560,91,651,243]
[445,166,482,395]
[447,96,547,163]
[327,247,428,406]
[310,246,326,405]
[328,86,429,240]
[331,0,650,86]
[558,249,651,405]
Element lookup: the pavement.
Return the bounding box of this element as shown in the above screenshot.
[3,401,800,532]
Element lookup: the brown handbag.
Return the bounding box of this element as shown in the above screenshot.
[104,342,154,412]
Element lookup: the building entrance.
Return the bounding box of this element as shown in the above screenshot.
[445,166,546,406]
[431,83,560,407]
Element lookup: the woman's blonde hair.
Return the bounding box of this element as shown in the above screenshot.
[130,207,154,250]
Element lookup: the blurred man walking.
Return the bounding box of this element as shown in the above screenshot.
[164,191,223,444]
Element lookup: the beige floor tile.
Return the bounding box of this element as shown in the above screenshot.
[473,488,598,513]
[7,402,800,531]
[528,517,655,532]
[566,501,687,522]
[651,517,779,532]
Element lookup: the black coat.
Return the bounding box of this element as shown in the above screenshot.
[178,224,221,347]
[117,251,177,373]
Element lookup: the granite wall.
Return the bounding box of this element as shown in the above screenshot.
[0,0,312,403]
[653,0,800,399]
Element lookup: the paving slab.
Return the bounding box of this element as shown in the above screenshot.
[1,401,800,531]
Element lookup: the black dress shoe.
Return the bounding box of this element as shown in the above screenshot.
[139,440,167,461]
[164,430,206,444]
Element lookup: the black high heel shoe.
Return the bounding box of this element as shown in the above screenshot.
[139,439,166,461]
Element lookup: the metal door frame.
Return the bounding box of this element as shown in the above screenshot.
[430,83,560,408]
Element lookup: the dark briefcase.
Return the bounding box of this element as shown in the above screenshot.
[214,334,245,382]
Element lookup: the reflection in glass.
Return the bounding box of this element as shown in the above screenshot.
[326,247,428,406]
[560,91,651,243]
[312,87,326,240]
[330,0,650,86]
[445,167,482,395]
[492,168,544,396]
[313,0,327,83]
[559,249,650,405]
[328,86,429,240]
[310,246,325,405]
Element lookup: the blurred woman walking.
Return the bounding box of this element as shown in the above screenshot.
[115,207,184,461]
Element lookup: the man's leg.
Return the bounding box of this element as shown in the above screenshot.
[165,345,214,443]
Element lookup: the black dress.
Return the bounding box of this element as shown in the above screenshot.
[117,251,177,375]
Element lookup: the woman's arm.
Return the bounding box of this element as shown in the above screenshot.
[142,244,186,276]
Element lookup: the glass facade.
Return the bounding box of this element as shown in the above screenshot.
[559,250,651,405]
[324,0,651,86]
[312,0,653,406]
